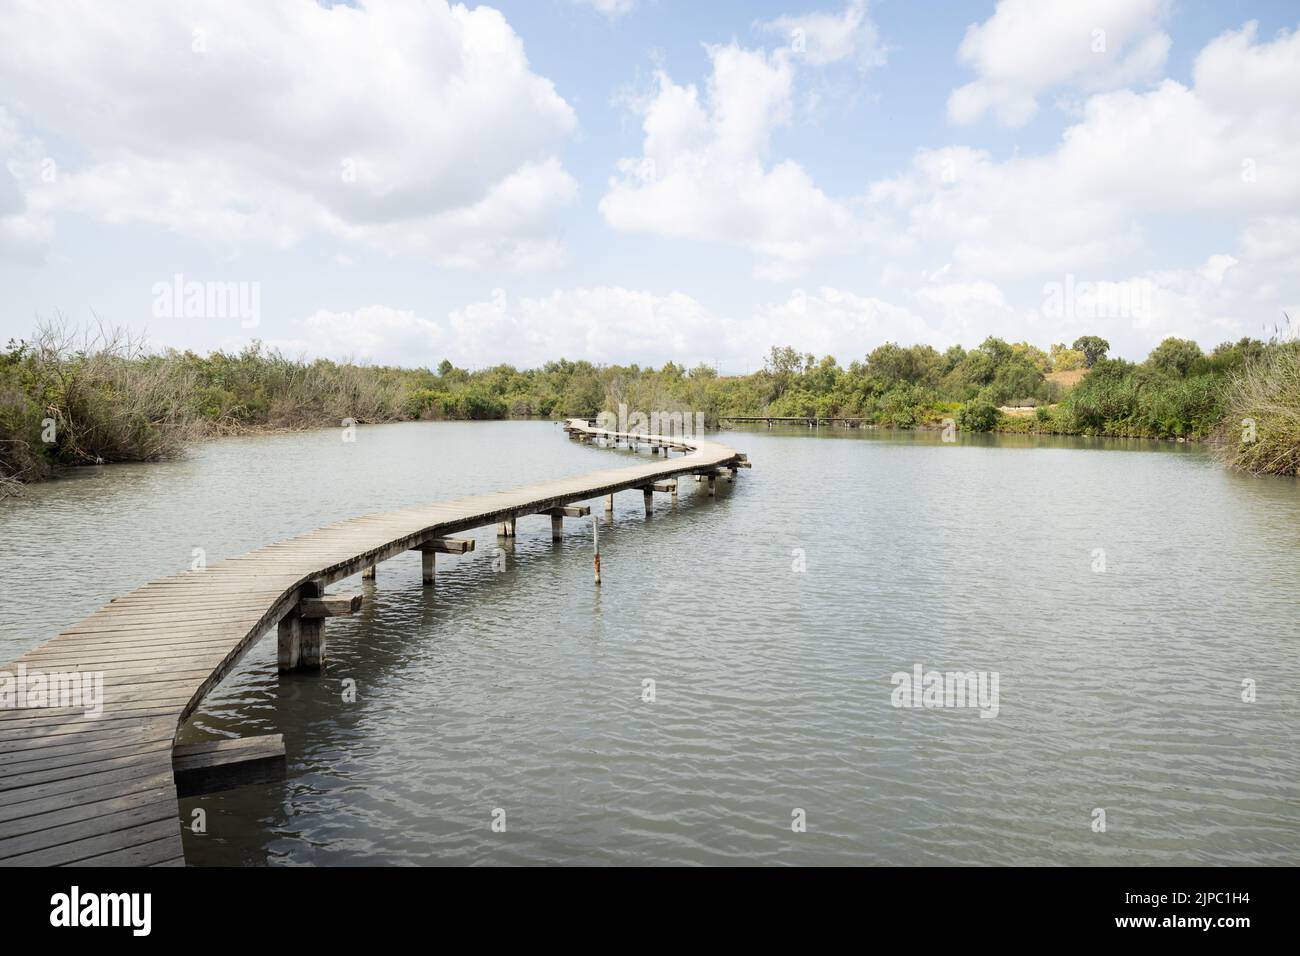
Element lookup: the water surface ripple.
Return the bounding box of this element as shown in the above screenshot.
[1,422,1297,865]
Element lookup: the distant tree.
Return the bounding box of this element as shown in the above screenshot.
[436,359,454,377]
[1011,341,1051,373]
[942,344,967,374]
[1146,337,1204,377]
[764,346,802,377]
[1050,343,1086,371]
[1209,337,1266,370]
[1071,336,1110,368]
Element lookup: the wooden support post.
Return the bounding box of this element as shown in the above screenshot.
[708,475,717,497]
[605,493,614,513]
[279,584,363,672]
[643,487,653,515]
[408,536,474,585]
[276,613,302,672]
[496,517,516,537]
[362,564,376,580]
[532,504,589,541]
[299,614,325,670]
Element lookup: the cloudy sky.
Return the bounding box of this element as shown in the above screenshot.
[1,0,1297,370]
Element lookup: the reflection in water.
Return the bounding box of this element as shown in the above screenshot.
[2,422,1298,865]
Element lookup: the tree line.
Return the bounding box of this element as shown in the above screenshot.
[3,324,1296,491]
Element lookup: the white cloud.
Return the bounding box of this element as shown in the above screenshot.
[0,0,576,269]
[271,287,948,370]
[275,249,1300,372]
[757,1,887,68]
[570,0,638,16]
[0,108,53,262]
[871,22,1300,285]
[600,43,860,278]
[948,0,1171,126]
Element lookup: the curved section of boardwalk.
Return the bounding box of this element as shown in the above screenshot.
[0,420,746,866]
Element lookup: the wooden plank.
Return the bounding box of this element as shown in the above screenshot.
[173,735,286,797]
[413,538,475,554]
[299,594,362,618]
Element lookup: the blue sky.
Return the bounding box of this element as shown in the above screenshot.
[1,0,1298,370]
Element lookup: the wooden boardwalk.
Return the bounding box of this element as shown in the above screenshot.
[720,415,871,428]
[0,420,747,866]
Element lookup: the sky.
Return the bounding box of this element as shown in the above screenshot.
[1,0,1298,372]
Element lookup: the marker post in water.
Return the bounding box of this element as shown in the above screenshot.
[592,512,601,585]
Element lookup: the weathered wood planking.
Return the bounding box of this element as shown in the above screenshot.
[0,419,745,866]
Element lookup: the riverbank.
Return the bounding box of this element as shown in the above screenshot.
[3,324,1298,492]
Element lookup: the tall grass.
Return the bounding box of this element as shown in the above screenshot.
[1,323,200,489]
[1214,341,1300,476]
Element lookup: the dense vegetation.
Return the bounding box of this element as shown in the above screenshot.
[1214,338,1300,477]
[3,324,1297,494]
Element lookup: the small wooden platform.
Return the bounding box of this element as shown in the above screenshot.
[0,420,746,866]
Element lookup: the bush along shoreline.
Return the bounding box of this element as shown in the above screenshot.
[3,324,1298,494]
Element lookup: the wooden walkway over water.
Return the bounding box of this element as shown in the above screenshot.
[719,415,872,428]
[0,420,747,866]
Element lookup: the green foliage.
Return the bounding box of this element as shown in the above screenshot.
[1050,342,1086,371]
[5,322,1295,488]
[1072,335,1110,368]
[1214,340,1300,476]
[1146,337,1203,377]
[956,397,1000,432]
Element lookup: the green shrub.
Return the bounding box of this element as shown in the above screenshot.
[957,398,999,432]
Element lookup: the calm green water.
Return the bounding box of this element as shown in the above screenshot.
[2,422,1298,865]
